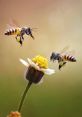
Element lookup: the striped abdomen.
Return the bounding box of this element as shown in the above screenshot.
[63,55,76,62]
[4,28,21,36]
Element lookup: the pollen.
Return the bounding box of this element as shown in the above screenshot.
[17,38,20,42]
[32,55,48,69]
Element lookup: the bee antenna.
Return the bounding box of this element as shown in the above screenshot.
[31,28,38,32]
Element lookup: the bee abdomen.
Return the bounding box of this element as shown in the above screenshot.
[64,55,76,62]
[4,29,17,35]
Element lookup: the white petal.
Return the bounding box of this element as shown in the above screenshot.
[27,58,40,70]
[42,68,55,75]
[27,58,33,65]
[19,59,29,67]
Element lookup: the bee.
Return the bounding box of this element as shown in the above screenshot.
[50,46,76,70]
[4,19,35,45]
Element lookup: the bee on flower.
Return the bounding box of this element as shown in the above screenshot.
[18,55,55,112]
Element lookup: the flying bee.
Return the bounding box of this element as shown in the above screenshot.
[50,46,76,70]
[4,19,35,45]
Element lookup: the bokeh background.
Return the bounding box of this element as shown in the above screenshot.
[0,0,82,117]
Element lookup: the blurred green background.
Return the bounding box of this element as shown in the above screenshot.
[0,0,82,117]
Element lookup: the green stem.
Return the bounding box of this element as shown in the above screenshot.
[18,82,32,112]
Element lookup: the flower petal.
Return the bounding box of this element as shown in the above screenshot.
[42,68,55,75]
[27,58,33,65]
[27,58,40,70]
[19,59,29,67]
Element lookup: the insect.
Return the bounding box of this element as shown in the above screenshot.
[50,46,76,70]
[4,19,35,45]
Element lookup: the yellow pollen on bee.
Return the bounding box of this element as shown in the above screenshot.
[16,37,20,42]
[32,55,48,69]
[16,30,20,35]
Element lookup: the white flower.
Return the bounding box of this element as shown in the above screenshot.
[19,58,55,75]
[19,55,55,84]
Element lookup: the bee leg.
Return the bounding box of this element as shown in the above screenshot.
[19,40,23,46]
[15,35,20,41]
[19,37,23,46]
[59,62,67,70]
[30,33,34,39]
[63,62,67,66]
[15,35,18,40]
[21,35,24,40]
[59,65,62,70]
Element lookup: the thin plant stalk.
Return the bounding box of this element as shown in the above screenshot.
[18,81,32,112]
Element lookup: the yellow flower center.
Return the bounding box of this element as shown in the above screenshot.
[32,55,48,69]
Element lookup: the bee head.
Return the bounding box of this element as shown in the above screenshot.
[50,52,60,61]
[26,27,34,39]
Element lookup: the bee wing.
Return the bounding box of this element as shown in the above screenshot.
[31,28,38,32]
[60,46,70,54]
[10,19,20,28]
[6,19,20,30]
[65,50,76,56]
